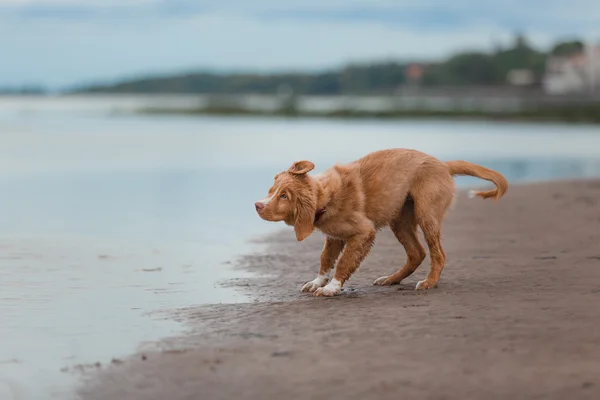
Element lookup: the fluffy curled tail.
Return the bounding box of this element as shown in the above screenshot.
[446,160,508,200]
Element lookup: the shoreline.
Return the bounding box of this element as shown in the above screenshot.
[3,93,599,124]
[135,106,600,124]
[78,179,600,400]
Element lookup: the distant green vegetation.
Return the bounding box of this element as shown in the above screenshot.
[0,85,46,95]
[74,34,585,95]
[422,35,548,86]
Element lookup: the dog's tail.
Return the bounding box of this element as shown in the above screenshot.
[446,160,508,200]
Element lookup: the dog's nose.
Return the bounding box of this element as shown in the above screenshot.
[255,202,265,212]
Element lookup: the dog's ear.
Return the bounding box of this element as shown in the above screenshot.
[293,195,316,242]
[288,160,315,175]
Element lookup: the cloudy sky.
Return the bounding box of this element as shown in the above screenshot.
[1,0,599,89]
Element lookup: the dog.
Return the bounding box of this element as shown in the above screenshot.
[254,148,507,297]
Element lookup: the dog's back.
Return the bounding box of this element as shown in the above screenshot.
[347,148,452,227]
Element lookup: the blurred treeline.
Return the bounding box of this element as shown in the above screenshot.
[4,34,586,95]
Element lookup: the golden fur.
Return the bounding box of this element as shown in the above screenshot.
[255,148,507,296]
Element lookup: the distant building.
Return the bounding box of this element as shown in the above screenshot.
[543,44,600,94]
[404,63,424,86]
[506,69,535,86]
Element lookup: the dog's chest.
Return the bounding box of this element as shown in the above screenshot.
[315,218,349,240]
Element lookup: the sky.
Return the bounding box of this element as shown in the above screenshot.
[1,0,599,89]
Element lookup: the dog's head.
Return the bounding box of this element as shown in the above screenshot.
[255,160,318,242]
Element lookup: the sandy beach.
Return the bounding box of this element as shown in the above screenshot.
[77,178,600,400]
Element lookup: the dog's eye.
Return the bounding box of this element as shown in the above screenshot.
[280,193,288,200]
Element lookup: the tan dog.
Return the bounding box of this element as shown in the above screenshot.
[255,148,507,297]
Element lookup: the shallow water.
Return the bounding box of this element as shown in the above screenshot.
[0,237,255,399]
[1,96,600,399]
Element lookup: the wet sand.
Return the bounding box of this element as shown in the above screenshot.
[78,179,600,400]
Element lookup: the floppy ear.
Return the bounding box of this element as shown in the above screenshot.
[288,160,315,175]
[293,194,316,242]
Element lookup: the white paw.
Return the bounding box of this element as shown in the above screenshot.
[301,274,328,293]
[415,279,437,290]
[314,278,342,297]
[373,276,392,286]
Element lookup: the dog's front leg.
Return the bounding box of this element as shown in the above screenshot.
[314,228,376,297]
[301,237,345,293]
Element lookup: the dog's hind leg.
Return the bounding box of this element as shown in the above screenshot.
[374,198,426,286]
[412,177,454,290]
[415,217,445,289]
